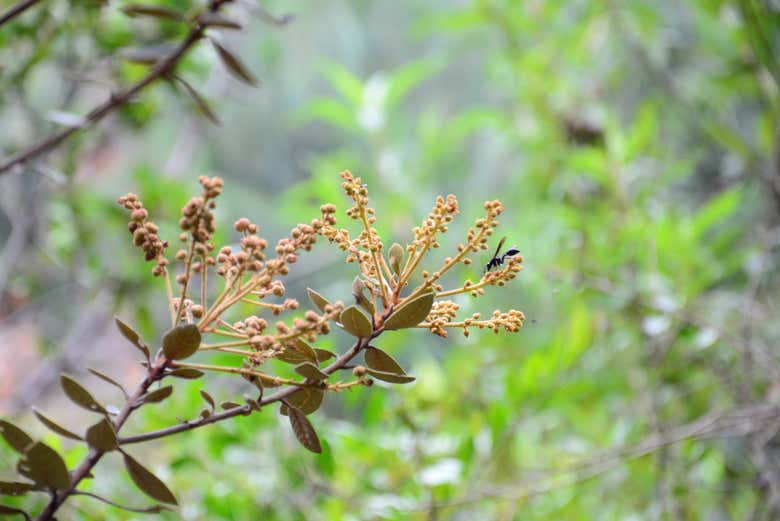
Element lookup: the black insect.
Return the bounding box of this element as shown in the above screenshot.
[485,237,520,272]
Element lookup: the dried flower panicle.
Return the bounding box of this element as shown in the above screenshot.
[117,192,169,276]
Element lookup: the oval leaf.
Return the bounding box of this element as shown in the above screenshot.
[364,368,416,384]
[88,368,129,397]
[364,347,406,375]
[162,324,201,360]
[61,374,106,414]
[0,420,32,453]
[294,362,328,381]
[388,243,404,275]
[200,390,215,411]
[17,442,71,490]
[314,348,336,363]
[212,40,258,86]
[123,453,178,505]
[279,387,324,416]
[33,409,83,441]
[383,291,434,330]
[167,368,204,379]
[219,401,241,410]
[142,386,173,405]
[277,339,317,364]
[85,418,118,451]
[306,288,331,313]
[287,406,322,453]
[339,305,372,338]
[115,317,149,358]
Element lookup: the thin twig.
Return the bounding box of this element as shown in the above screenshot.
[0,1,232,176]
[118,338,368,445]
[0,0,41,27]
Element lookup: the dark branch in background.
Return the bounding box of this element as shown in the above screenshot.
[0,0,231,176]
[0,0,41,27]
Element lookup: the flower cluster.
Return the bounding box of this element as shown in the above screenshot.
[117,193,169,275]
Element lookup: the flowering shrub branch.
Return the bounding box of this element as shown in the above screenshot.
[0,171,524,520]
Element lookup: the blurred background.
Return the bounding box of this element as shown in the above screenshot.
[1,0,780,519]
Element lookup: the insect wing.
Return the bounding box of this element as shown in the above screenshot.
[492,237,506,260]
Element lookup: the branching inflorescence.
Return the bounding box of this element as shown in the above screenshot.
[0,171,524,520]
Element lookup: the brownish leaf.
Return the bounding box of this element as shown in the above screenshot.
[175,76,221,125]
[0,420,32,453]
[115,316,149,359]
[167,368,204,379]
[364,368,416,384]
[383,291,434,330]
[211,40,258,86]
[88,368,129,398]
[17,442,71,490]
[33,409,83,441]
[364,346,406,375]
[200,390,215,411]
[85,418,118,451]
[339,305,372,338]
[306,288,331,313]
[287,406,322,453]
[162,324,201,360]
[294,362,328,381]
[61,374,107,414]
[123,452,178,505]
[280,387,324,416]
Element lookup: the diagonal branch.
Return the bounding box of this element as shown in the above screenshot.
[0,0,41,27]
[118,337,368,445]
[0,0,231,176]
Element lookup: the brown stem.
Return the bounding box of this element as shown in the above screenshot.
[0,0,41,27]
[118,337,369,445]
[34,359,170,521]
[0,0,233,176]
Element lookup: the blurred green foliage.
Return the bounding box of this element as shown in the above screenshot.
[1,0,780,519]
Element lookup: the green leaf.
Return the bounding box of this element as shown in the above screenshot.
[61,374,107,414]
[85,418,118,451]
[123,453,178,505]
[364,368,416,384]
[385,58,442,112]
[339,305,373,338]
[0,480,36,496]
[0,505,30,519]
[388,243,404,275]
[32,409,83,441]
[287,406,322,453]
[17,442,71,490]
[141,386,173,405]
[88,368,129,398]
[306,288,332,313]
[211,40,258,86]
[314,349,337,363]
[200,390,215,411]
[295,98,359,133]
[364,346,406,375]
[0,420,32,453]
[383,291,434,330]
[277,339,318,364]
[294,362,328,381]
[162,324,201,360]
[167,368,204,379]
[280,387,324,416]
[318,60,364,106]
[121,4,183,21]
[115,317,150,359]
